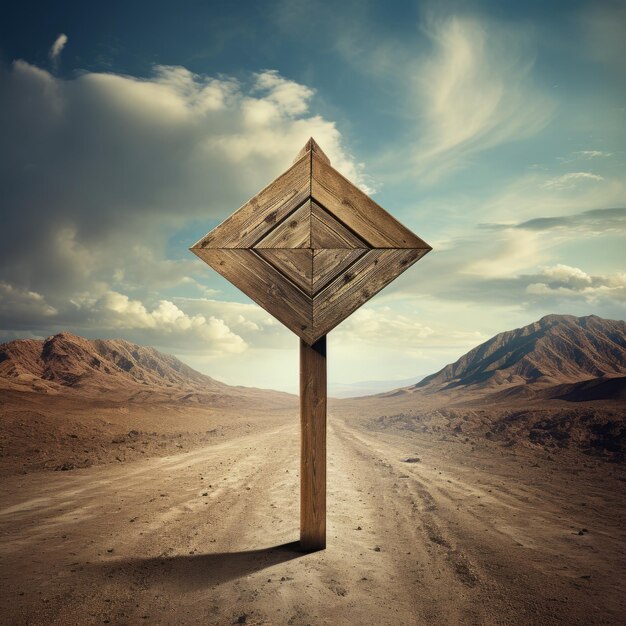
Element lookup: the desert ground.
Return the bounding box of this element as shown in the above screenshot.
[1,401,625,626]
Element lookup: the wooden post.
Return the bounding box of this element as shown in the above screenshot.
[300,335,327,551]
[191,139,431,551]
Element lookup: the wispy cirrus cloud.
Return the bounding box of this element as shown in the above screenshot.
[541,172,605,189]
[412,15,555,179]
[480,207,626,233]
[575,150,612,159]
[49,33,68,69]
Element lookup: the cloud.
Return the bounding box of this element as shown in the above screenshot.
[412,15,555,179]
[575,150,612,159]
[0,282,58,325]
[481,207,626,234]
[0,59,366,354]
[86,291,248,354]
[526,266,626,304]
[334,306,435,348]
[542,172,605,189]
[49,34,68,67]
[462,229,544,278]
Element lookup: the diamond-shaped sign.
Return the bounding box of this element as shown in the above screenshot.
[191,139,431,345]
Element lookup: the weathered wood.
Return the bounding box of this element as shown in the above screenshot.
[254,200,311,249]
[300,335,326,551]
[191,154,310,249]
[293,137,330,165]
[192,248,315,343]
[312,248,366,295]
[191,138,432,345]
[312,248,427,337]
[310,201,368,249]
[255,248,313,295]
[191,138,432,553]
[311,152,431,250]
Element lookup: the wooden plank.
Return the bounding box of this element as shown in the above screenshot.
[255,249,313,295]
[310,201,368,249]
[311,153,432,249]
[293,137,331,165]
[254,201,311,249]
[312,248,367,295]
[312,249,428,338]
[300,335,326,551]
[192,248,315,343]
[191,153,311,249]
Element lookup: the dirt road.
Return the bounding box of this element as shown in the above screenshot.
[1,414,624,625]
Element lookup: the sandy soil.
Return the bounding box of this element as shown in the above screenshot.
[1,407,625,626]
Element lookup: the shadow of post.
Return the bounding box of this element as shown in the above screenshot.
[90,542,304,591]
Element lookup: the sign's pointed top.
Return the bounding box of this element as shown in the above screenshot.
[294,137,331,165]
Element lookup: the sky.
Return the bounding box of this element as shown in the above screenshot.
[0,0,625,392]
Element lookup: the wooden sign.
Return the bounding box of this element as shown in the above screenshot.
[191,139,431,550]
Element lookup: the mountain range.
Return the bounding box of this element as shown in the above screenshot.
[1,314,625,404]
[390,314,626,403]
[1,315,625,465]
[0,331,291,407]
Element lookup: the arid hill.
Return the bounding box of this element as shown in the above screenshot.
[0,333,296,474]
[339,314,626,459]
[0,332,227,396]
[413,314,626,400]
[0,331,295,408]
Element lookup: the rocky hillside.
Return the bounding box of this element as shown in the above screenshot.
[347,315,626,459]
[415,314,626,397]
[0,332,228,396]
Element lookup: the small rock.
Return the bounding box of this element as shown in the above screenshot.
[234,616,247,625]
[373,546,381,552]
[107,548,114,553]
[356,526,362,531]
[202,492,208,497]
[55,462,75,471]
[403,457,421,463]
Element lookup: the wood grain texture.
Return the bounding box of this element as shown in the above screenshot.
[255,249,313,295]
[192,248,315,343]
[312,248,428,337]
[312,248,367,295]
[191,154,310,249]
[300,335,326,551]
[293,137,330,165]
[254,200,311,249]
[311,153,432,250]
[191,138,432,344]
[310,201,368,249]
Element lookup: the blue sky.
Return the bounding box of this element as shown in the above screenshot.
[0,0,624,391]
